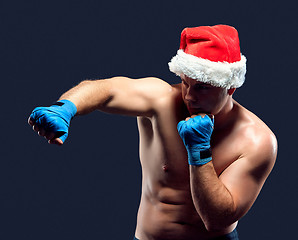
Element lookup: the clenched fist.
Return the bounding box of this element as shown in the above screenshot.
[177,114,214,166]
[28,100,77,145]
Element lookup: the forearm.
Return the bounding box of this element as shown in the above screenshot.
[190,162,237,231]
[58,78,113,115]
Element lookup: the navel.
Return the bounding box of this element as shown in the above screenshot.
[162,164,169,172]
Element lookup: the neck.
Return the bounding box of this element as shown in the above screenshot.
[213,98,236,131]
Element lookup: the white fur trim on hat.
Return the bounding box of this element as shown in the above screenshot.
[168,50,247,89]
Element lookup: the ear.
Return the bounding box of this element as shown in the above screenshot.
[227,88,236,96]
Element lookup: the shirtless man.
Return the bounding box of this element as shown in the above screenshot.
[28,25,277,240]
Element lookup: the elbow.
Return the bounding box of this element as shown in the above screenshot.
[202,209,238,232]
[204,218,238,232]
[79,79,93,85]
[204,222,219,232]
[204,222,233,233]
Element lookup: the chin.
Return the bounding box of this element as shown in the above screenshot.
[188,108,204,115]
[189,109,216,117]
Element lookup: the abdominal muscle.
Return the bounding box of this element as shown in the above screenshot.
[135,180,236,240]
[136,183,206,240]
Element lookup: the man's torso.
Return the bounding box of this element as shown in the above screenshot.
[135,83,271,240]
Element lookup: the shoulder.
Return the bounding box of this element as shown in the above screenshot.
[110,76,177,101]
[130,77,173,93]
[129,77,183,116]
[140,77,181,98]
[130,77,181,108]
[235,103,278,171]
[124,77,179,100]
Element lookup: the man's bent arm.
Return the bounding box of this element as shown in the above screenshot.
[189,162,237,231]
[189,134,277,232]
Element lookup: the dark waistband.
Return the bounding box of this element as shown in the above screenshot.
[212,228,239,239]
[134,228,239,240]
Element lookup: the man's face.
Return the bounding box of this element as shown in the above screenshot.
[181,75,231,115]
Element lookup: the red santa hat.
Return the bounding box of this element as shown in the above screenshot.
[168,25,246,89]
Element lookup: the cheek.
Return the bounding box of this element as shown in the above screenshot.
[210,93,228,112]
[181,86,189,101]
[181,88,186,101]
[200,90,226,112]
[181,86,186,97]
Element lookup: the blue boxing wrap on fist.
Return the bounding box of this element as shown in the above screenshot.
[177,115,214,166]
[30,100,77,143]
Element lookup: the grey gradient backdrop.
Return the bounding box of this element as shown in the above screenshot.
[1,0,297,239]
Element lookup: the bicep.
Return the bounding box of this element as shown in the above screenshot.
[219,144,276,220]
[103,77,172,117]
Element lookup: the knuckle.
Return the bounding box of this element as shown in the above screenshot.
[38,129,45,136]
[45,132,55,140]
[33,125,39,132]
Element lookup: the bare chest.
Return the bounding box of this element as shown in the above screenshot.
[137,85,248,180]
[137,114,241,186]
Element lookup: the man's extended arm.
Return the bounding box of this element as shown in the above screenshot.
[57,77,164,116]
[28,76,172,144]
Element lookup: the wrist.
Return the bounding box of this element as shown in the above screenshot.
[53,99,77,118]
[187,148,212,166]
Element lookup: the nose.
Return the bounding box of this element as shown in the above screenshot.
[184,87,197,103]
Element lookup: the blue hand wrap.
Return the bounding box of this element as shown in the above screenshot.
[30,100,77,143]
[177,115,214,166]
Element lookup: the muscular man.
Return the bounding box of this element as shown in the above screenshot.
[28,25,277,240]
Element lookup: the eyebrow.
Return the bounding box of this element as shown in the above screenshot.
[195,82,209,86]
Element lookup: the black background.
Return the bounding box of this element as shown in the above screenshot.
[1,0,297,239]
